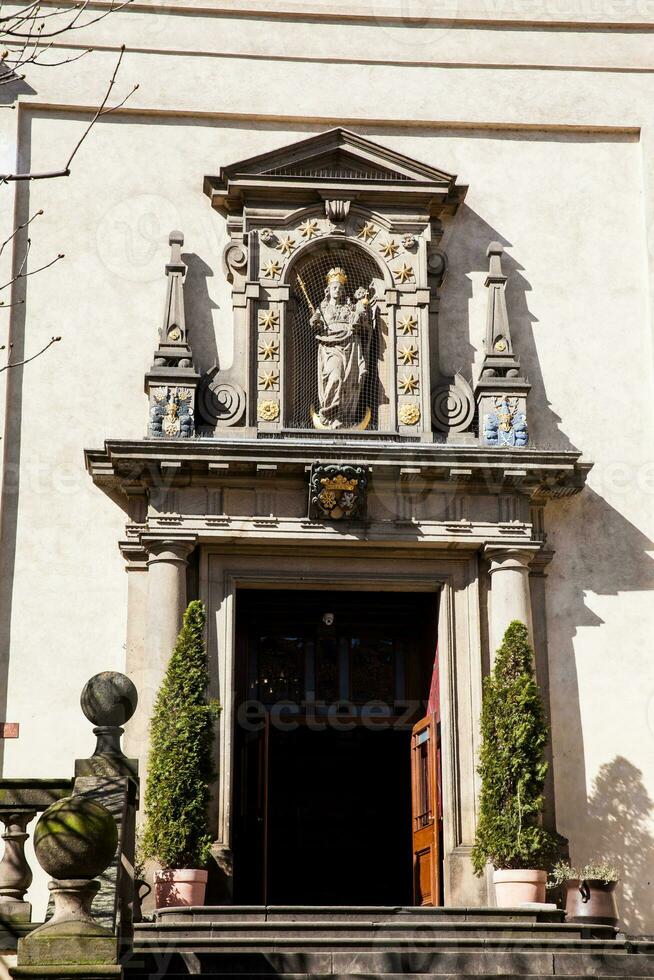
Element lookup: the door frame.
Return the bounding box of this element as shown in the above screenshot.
[201,545,485,907]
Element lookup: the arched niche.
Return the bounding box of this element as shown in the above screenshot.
[283,239,390,432]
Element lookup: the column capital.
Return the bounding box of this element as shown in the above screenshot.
[484,544,540,573]
[142,534,197,565]
[118,539,148,571]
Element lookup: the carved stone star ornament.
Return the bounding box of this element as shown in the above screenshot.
[398,344,418,365]
[258,369,279,390]
[276,236,296,256]
[357,222,378,243]
[398,314,418,335]
[399,373,420,394]
[258,310,279,330]
[380,239,400,260]
[394,263,415,284]
[262,260,282,279]
[299,219,320,239]
[258,339,280,360]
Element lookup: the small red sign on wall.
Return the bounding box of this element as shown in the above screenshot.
[1,723,19,738]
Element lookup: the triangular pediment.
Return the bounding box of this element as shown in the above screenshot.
[204,128,466,216]
[260,149,415,184]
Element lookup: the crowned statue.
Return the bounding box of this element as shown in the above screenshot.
[307,267,372,429]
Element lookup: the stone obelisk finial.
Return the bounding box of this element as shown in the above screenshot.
[474,242,531,448]
[145,231,201,438]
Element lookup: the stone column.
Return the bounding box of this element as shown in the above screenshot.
[133,535,196,781]
[144,536,196,676]
[485,545,539,664]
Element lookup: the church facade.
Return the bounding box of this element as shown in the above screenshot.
[1,0,654,933]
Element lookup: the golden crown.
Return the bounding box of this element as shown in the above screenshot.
[326,267,347,285]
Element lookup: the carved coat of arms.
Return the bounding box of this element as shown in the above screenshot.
[483,396,528,447]
[149,386,195,438]
[309,464,368,520]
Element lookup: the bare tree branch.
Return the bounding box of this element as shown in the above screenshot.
[0,248,64,291]
[0,334,60,371]
[0,0,138,378]
[0,44,138,182]
[0,208,42,258]
[0,0,131,39]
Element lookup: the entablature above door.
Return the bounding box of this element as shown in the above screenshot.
[85,437,590,550]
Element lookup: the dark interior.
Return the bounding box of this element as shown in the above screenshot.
[232,589,439,905]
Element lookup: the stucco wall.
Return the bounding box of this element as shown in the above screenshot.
[1,1,654,929]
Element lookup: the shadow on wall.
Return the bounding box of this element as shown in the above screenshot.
[545,485,654,933]
[182,252,219,374]
[439,203,574,450]
[586,757,654,936]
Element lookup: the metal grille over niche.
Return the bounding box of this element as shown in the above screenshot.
[288,244,384,431]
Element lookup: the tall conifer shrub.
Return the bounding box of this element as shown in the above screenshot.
[472,620,558,875]
[141,600,219,869]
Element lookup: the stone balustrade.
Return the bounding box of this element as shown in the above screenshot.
[0,672,140,976]
[0,779,72,928]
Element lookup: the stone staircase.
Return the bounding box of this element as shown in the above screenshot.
[126,906,654,979]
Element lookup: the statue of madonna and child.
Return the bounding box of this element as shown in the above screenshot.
[296,266,374,430]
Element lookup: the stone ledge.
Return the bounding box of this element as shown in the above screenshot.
[85,439,590,500]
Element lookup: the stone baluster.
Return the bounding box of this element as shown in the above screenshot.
[0,809,37,921]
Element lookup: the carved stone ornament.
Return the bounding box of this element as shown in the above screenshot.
[197,369,246,427]
[145,230,200,437]
[432,373,475,434]
[483,395,528,447]
[149,386,194,438]
[324,199,351,223]
[309,463,368,521]
[222,241,248,283]
[258,399,279,422]
[398,403,421,426]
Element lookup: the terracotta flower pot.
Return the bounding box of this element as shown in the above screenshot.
[564,878,619,927]
[154,868,208,908]
[493,868,547,906]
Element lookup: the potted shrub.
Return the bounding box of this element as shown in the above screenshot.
[141,600,220,908]
[549,860,619,927]
[472,620,559,906]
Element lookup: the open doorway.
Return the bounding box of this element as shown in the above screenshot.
[232,589,441,905]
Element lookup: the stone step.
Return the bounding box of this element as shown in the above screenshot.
[124,948,654,979]
[152,906,566,925]
[136,924,618,946]
[125,975,654,980]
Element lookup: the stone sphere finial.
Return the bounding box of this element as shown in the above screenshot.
[34,797,118,881]
[80,672,138,728]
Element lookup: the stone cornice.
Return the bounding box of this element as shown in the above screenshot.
[85,437,591,499]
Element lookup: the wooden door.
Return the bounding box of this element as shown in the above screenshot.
[411,713,440,906]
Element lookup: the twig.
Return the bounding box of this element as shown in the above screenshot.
[0,209,43,259]
[0,248,64,291]
[0,44,138,181]
[0,0,132,39]
[0,335,61,372]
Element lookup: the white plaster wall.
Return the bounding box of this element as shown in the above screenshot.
[1,0,654,929]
